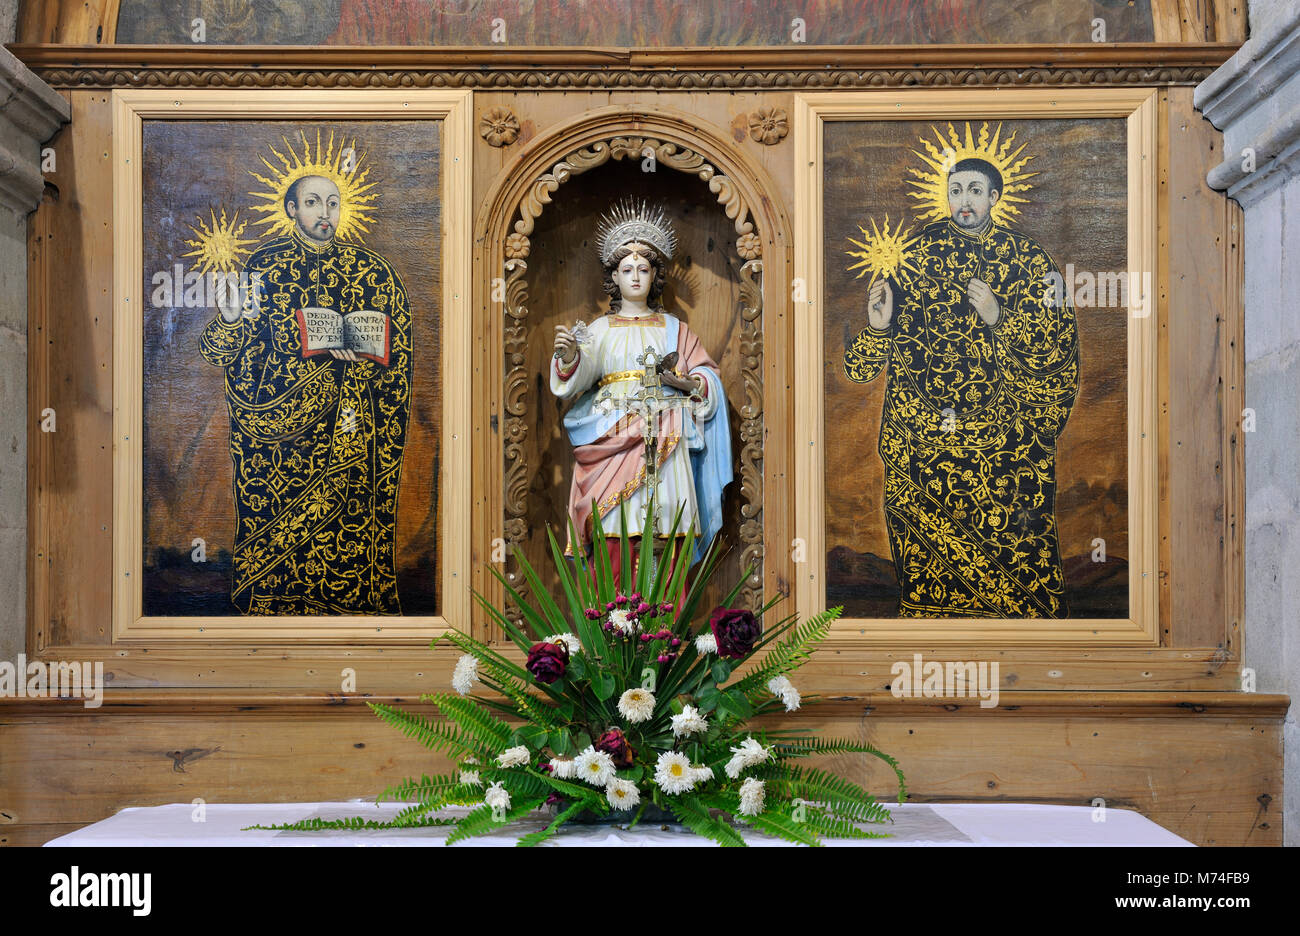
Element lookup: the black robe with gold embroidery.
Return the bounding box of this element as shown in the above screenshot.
[844,219,1079,618]
[199,228,413,614]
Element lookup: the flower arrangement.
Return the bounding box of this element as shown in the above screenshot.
[255,498,905,846]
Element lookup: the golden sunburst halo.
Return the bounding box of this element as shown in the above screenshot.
[182,208,258,274]
[906,121,1038,227]
[247,129,379,243]
[845,214,921,289]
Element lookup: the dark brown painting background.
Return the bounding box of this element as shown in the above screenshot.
[140,119,443,616]
[822,117,1129,618]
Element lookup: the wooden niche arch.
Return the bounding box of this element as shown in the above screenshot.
[480,107,785,624]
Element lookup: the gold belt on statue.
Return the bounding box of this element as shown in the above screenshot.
[598,369,683,387]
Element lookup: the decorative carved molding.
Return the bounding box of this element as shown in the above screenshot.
[736,259,765,610]
[25,65,1226,90]
[10,43,1237,90]
[501,132,766,619]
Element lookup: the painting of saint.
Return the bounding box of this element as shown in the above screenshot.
[827,121,1127,620]
[198,161,413,614]
[141,124,441,618]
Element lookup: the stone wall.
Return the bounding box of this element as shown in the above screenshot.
[0,7,69,663]
[1197,0,1300,847]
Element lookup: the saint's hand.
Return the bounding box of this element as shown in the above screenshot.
[662,372,699,393]
[968,278,1001,326]
[868,279,893,331]
[215,279,243,324]
[553,325,578,365]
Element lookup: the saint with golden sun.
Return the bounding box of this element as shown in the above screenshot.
[843,123,1079,618]
[196,130,413,615]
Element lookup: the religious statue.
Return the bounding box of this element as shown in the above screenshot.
[198,145,413,615]
[843,130,1079,618]
[550,199,733,574]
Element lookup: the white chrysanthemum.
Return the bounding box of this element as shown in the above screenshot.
[655,750,700,795]
[695,631,718,654]
[738,777,766,816]
[605,777,641,811]
[496,745,530,768]
[573,746,616,787]
[767,674,802,712]
[451,654,479,696]
[724,736,772,779]
[459,769,482,787]
[549,757,577,779]
[484,781,510,811]
[671,703,709,737]
[691,764,715,784]
[544,632,582,655]
[608,608,640,636]
[617,687,656,723]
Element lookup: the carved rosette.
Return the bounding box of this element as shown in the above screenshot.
[480,106,521,147]
[747,107,788,145]
[501,133,766,621]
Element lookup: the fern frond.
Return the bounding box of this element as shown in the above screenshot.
[736,807,823,846]
[444,796,546,846]
[516,799,587,847]
[799,806,890,840]
[416,693,514,749]
[367,703,493,760]
[733,605,842,697]
[668,795,747,847]
[774,736,908,803]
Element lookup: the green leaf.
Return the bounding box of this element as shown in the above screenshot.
[717,689,753,720]
[711,660,734,684]
[590,669,617,701]
[567,654,588,680]
[514,724,549,751]
[696,685,721,713]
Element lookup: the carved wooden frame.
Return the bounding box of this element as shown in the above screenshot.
[109,89,474,642]
[474,105,794,633]
[502,137,764,614]
[794,88,1161,646]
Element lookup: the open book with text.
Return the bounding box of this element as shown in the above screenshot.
[295,306,391,366]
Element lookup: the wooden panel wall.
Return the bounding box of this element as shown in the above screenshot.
[21,86,1249,690]
[3,47,1280,848]
[1,692,1284,846]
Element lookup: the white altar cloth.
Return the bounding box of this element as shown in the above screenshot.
[44,801,1192,847]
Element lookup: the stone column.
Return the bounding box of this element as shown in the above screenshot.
[0,41,71,663]
[1196,0,1300,846]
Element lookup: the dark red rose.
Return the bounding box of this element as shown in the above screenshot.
[594,728,634,769]
[709,607,761,659]
[526,641,568,684]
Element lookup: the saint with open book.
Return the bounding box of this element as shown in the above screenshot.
[199,171,412,614]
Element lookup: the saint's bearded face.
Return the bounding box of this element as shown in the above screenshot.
[615,248,654,303]
[288,175,342,244]
[947,169,1000,232]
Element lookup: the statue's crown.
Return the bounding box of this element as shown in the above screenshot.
[595,198,677,267]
